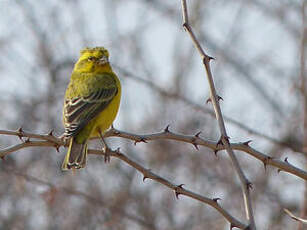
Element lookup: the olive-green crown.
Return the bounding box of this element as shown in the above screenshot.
[80,47,109,57]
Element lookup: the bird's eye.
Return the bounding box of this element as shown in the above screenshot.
[88,56,95,61]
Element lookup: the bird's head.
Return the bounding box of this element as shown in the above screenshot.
[74,47,111,73]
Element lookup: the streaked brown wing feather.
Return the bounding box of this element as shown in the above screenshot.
[63,87,117,138]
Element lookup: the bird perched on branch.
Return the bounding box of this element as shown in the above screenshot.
[62,47,121,170]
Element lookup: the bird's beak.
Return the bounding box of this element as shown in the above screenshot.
[98,56,109,65]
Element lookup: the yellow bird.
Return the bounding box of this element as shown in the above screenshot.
[62,47,121,170]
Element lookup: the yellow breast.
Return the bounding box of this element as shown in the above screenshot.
[90,82,121,137]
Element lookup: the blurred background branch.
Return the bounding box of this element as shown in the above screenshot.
[298,1,307,230]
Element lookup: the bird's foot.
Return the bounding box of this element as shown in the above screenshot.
[103,145,111,163]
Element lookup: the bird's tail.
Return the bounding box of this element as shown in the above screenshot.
[62,138,88,170]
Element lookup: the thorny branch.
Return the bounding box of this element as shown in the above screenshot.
[1,127,307,227]
[1,127,307,180]
[104,128,307,181]
[0,129,247,229]
[180,0,256,229]
[284,209,307,225]
[91,148,247,229]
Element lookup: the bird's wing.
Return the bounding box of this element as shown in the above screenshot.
[63,74,118,138]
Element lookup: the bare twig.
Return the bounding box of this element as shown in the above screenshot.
[284,209,307,225]
[298,1,307,229]
[180,1,256,229]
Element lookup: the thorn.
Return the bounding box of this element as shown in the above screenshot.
[195,131,201,138]
[142,138,147,143]
[207,96,222,103]
[164,125,170,133]
[182,22,188,30]
[217,95,223,101]
[263,156,272,171]
[178,184,185,188]
[175,184,185,199]
[134,137,148,145]
[216,135,230,147]
[17,127,23,141]
[216,137,223,148]
[223,135,230,142]
[54,145,60,153]
[104,152,111,163]
[203,55,215,64]
[246,181,253,190]
[47,130,53,136]
[207,55,215,61]
[17,127,23,133]
[284,157,289,164]
[191,137,199,150]
[263,162,267,172]
[192,142,199,150]
[213,197,221,203]
[175,191,180,199]
[243,140,252,146]
[143,169,151,182]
